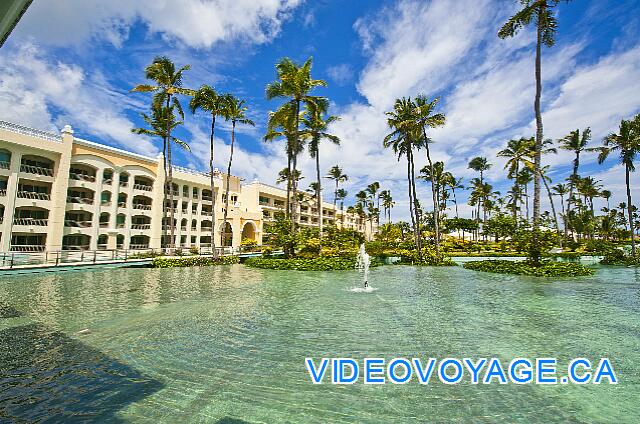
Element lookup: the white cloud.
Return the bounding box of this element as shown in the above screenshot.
[0,43,157,155]
[15,0,303,48]
[326,64,354,86]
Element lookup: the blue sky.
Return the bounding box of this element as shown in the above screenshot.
[1,0,639,220]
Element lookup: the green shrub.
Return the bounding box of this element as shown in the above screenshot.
[583,240,616,254]
[463,260,594,277]
[600,249,640,266]
[128,250,162,259]
[189,246,200,255]
[151,255,239,268]
[244,256,382,271]
[548,252,582,260]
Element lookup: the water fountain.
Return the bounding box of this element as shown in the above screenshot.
[355,243,371,289]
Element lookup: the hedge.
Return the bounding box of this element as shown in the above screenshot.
[463,260,594,277]
[151,255,239,268]
[244,256,382,271]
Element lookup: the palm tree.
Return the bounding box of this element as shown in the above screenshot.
[131,102,190,247]
[445,175,464,219]
[221,96,255,247]
[366,182,381,230]
[468,156,492,234]
[559,127,591,215]
[131,56,192,249]
[327,165,348,208]
[499,0,570,262]
[552,183,569,238]
[498,137,534,224]
[384,97,423,260]
[189,84,228,256]
[601,189,612,210]
[301,103,340,242]
[380,190,395,223]
[414,95,446,257]
[540,166,562,245]
[266,57,327,232]
[336,188,348,226]
[593,118,640,255]
[265,102,304,220]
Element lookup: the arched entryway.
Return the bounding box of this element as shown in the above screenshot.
[220,222,233,247]
[241,221,257,243]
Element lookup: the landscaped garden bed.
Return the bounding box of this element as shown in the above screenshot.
[463,259,594,277]
[244,256,382,271]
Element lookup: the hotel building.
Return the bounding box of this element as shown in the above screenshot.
[0,120,373,253]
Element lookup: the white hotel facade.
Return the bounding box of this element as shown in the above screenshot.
[0,120,373,253]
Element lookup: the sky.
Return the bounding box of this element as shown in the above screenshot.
[1,0,640,222]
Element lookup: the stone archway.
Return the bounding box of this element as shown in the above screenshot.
[220,222,233,247]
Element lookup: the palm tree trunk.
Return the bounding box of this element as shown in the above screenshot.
[409,149,423,260]
[567,152,579,218]
[291,99,301,233]
[166,94,175,250]
[531,6,545,263]
[452,187,459,219]
[423,129,440,257]
[209,115,218,257]
[626,163,636,255]
[560,195,568,240]
[222,121,236,248]
[543,177,562,248]
[315,150,323,249]
[286,151,292,219]
[406,153,418,256]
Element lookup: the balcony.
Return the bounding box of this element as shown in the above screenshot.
[133,203,152,210]
[0,161,9,170]
[18,191,50,201]
[202,195,213,202]
[130,244,149,250]
[64,220,92,228]
[20,164,53,177]
[133,183,153,192]
[131,223,151,230]
[67,196,94,205]
[14,218,48,226]
[69,172,96,182]
[0,189,5,197]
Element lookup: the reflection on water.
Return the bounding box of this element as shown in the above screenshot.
[0,264,638,422]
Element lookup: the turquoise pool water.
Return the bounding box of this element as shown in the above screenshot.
[0,264,638,422]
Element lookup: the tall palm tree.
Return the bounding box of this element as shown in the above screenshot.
[131,56,192,248]
[499,0,570,262]
[593,118,640,255]
[301,103,340,242]
[221,96,255,247]
[601,189,612,210]
[327,165,348,208]
[384,97,423,260]
[266,57,327,232]
[131,102,190,247]
[498,137,534,224]
[559,127,591,215]
[540,166,562,245]
[366,182,381,229]
[445,175,464,219]
[380,190,395,223]
[189,85,228,256]
[552,183,569,238]
[468,156,492,234]
[336,188,348,226]
[414,95,446,257]
[265,102,303,220]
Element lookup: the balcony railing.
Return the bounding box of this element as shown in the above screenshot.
[99,222,109,228]
[202,195,213,201]
[131,223,151,230]
[133,203,152,210]
[101,200,112,206]
[118,202,127,208]
[133,183,153,192]
[119,181,129,187]
[0,189,5,197]
[181,226,187,231]
[69,172,96,182]
[9,245,46,252]
[103,178,113,185]
[17,191,50,200]
[116,223,126,229]
[130,244,149,250]
[20,164,54,177]
[201,211,213,217]
[13,218,48,226]
[64,220,92,228]
[0,161,10,170]
[67,196,94,204]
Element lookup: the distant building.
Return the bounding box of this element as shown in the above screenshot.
[0,120,375,252]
